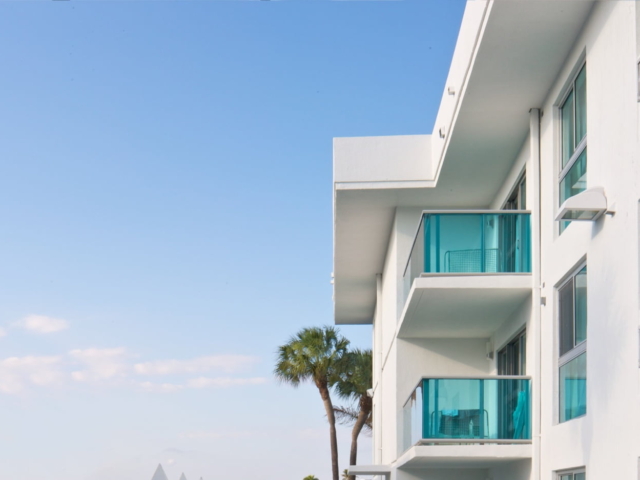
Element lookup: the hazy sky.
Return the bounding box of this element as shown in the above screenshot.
[0,1,465,479]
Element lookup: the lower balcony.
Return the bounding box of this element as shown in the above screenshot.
[400,377,532,468]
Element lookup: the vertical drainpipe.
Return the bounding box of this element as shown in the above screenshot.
[529,108,542,480]
[375,273,383,466]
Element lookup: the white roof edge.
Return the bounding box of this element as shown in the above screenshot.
[333,134,433,185]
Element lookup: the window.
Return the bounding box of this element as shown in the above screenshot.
[504,173,526,211]
[560,64,587,231]
[558,265,587,422]
[558,469,585,480]
[498,330,526,376]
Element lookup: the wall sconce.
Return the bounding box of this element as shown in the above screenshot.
[555,186,610,222]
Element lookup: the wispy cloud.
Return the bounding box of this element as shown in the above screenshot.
[14,314,69,334]
[139,381,184,393]
[0,349,265,395]
[185,376,267,389]
[139,376,267,393]
[134,355,258,376]
[179,430,262,440]
[69,348,129,383]
[0,355,64,394]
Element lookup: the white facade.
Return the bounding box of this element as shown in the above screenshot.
[333,2,640,480]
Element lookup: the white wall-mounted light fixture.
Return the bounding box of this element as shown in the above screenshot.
[555,186,609,222]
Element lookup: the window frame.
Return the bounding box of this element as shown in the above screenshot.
[557,262,588,423]
[558,61,587,232]
[556,468,586,480]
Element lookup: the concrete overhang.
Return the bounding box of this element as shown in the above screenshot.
[398,274,532,338]
[348,465,391,477]
[397,444,532,469]
[333,0,595,325]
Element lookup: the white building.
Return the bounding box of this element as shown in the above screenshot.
[333,2,640,480]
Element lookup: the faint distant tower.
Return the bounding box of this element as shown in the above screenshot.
[151,464,170,480]
[179,474,188,480]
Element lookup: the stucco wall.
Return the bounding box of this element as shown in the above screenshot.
[537,2,640,478]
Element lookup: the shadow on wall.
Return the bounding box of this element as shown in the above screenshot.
[399,337,492,376]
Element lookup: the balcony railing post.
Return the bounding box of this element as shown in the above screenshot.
[433,379,439,438]
[480,214,486,273]
[422,380,429,440]
[424,215,430,273]
[478,379,485,439]
[435,215,440,273]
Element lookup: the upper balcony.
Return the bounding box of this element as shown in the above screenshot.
[399,376,531,468]
[399,211,532,338]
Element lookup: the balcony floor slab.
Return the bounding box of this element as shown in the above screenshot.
[397,444,532,469]
[398,274,531,338]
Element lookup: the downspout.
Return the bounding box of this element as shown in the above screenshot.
[529,108,542,480]
[375,273,383,467]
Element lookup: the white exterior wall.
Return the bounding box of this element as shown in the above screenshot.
[341,2,640,480]
[537,2,640,478]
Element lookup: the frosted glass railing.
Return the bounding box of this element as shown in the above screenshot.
[402,377,531,450]
[403,211,531,291]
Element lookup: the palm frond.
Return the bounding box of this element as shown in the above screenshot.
[333,405,372,435]
[274,326,350,390]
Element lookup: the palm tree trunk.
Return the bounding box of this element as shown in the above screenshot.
[319,384,340,480]
[348,396,371,480]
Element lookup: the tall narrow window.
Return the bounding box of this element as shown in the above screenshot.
[558,265,587,423]
[560,64,587,232]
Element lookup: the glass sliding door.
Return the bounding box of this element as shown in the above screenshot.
[498,331,526,439]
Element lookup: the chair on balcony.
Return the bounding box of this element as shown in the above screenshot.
[430,409,490,439]
[444,249,500,273]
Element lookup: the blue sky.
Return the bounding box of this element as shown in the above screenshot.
[0,1,465,479]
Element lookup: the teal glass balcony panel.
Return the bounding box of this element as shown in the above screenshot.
[403,377,531,450]
[405,212,531,284]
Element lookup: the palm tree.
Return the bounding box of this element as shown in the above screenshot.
[303,476,319,480]
[342,469,350,480]
[334,349,373,480]
[275,326,350,480]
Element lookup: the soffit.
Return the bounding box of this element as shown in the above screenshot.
[334,1,595,325]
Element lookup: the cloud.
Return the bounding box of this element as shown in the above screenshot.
[179,430,260,440]
[134,355,258,376]
[0,327,6,338]
[185,377,267,389]
[0,355,63,394]
[14,314,69,334]
[0,350,265,395]
[139,381,184,393]
[69,348,129,383]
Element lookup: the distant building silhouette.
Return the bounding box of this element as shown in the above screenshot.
[150,463,201,480]
[151,464,169,480]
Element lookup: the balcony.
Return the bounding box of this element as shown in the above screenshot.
[399,211,532,338]
[399,377,532,468]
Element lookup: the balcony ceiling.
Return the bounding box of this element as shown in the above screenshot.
[334,0,594,324]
